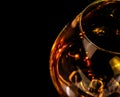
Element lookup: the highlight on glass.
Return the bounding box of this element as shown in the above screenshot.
[49,0,120,96]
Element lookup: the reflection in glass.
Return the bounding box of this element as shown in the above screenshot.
[49,0,120,97]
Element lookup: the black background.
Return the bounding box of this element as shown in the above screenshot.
[46,0,94,97]
[1,0,95,96]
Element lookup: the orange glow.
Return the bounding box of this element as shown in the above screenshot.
[93,27,105,35]
[86,60,91,67]
[68,52,80,60]
[75,54,80,60]
[69,71,77,82]
[84,56,91,67]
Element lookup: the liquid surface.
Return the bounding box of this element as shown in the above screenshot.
[81,1,120,53]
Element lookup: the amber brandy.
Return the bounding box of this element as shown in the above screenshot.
[49,0,120,97]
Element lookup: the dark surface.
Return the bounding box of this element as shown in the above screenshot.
[46,0,94,97]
